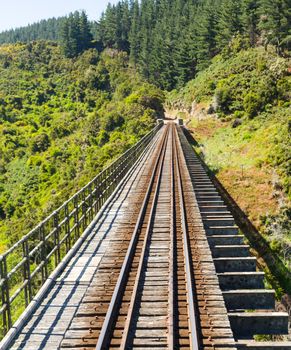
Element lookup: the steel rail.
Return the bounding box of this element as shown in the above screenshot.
[95,124,170,350]
[173,125,200,350]
[168,124,175,350]
[119,123,170,349]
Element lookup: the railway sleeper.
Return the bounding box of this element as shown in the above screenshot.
[214,257,257,272]
[198,200,226,206]
[218,272,265,290]
[212,245,250,258]
[229,312,289,338]
[208,235,245,246]
[206,226,239,235]
[204,217,236,227]
[223,289,275,310]
[200,205,229,212]
[201,210,232,216]
[196,195,224,201]
[236,340,291,349]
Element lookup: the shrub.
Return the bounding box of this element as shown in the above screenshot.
[215,85,232,114]
[243,92,261,118]
[30,133,50,153]
[96,129,109,147]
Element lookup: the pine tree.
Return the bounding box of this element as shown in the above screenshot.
[60,11,93,58]
[194,0,219,71]
[259,0,291,53]
[120,0,131,51]
[216,0,243,50]
[174,30,196,88]
[79,11,93,52]
[139,0,155,79]
[149,19,174,89]
[241,0,260,47]
[61,16,77,58]
[129,0,140,66]
[102,4,118,48]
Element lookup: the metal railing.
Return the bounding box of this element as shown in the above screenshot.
[0,123,162,337]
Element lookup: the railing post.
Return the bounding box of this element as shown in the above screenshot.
[110,166,114,193]
[0,257,11,334]
[64,203,71,253]
[118,158,123,183]
[74,195,80,240]
[116,160,121,184]
[40,223,48,283]
[102,170,106,202]
[101,172,105,205]
[81,190,87,232]
[53,212,61,267]
[108,167,112,197]
[93,179,100,213]
[88,184,93,222]
[0,257,6,335]
[22,240,32,306]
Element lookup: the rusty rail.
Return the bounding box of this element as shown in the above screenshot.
[94,124,202,349]
[95,124,170,349]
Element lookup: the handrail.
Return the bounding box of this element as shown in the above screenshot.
[0,123,162,338]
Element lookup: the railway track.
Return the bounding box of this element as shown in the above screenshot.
[57,123,289,350]
[2,121,289,350]
[62,125,234,349]
[71,123,235,350]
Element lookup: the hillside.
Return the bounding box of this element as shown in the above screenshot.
[0,17,65,44]
[167,47,291,275]
[0,42,164,253]
[0,0,290,294]
[0,0,290,90]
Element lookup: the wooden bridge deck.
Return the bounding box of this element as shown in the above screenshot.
[1,124,289,350]
[9,131,161,350]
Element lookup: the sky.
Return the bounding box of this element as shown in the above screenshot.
[0,0,120,32]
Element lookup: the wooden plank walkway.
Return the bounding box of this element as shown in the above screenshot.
[10,133,161,350]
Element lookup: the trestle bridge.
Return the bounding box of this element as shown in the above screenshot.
[0,122,290,349]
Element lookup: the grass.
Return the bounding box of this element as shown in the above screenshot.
[187,111,288,221]
[187,114,291,275]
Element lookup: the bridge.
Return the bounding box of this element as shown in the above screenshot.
[0,122,290,349]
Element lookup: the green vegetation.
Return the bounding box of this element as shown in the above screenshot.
[94,0,291,89]
[0,0,289,298]
[60,11,93,58]
[1,0,290,90]
[0,17,65,44]
[167,47,291,283]
[0,42,164,253]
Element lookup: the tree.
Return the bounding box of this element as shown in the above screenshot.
[1,0,291,89]
[60,11,93,58]
[79,11,93,52]
[194,0,219,71]
[259,0,291,54]
[138,0,155,79]
[129,0,140,66]
[241,0,260,47]
[216,0,243,51]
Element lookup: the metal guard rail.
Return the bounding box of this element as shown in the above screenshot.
[0,123,162,337]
